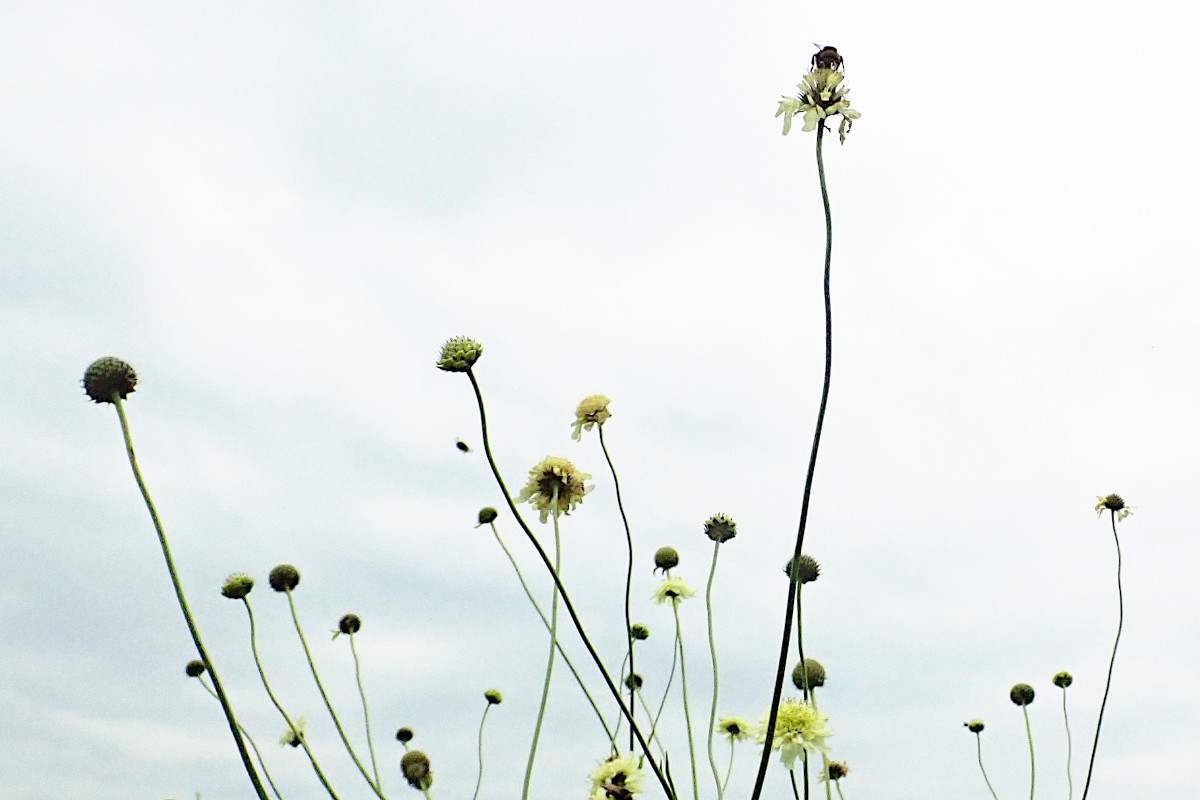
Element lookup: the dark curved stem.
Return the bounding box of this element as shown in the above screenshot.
[464,369,676,799]
[598,425,637,752]
[751,123,834,799]
[1080,515,1124,799]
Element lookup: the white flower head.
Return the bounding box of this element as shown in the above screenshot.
[515,455,593,523]
[718,716,752,743]
[571,394,612,441]
[757,699,832,769]
[280,716,306,747]
[588,753,645,799]
[776,68,861,143]
[652,577,696,606]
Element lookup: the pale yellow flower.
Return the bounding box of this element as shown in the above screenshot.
[1095,494,1132,521]
[719,716,752,743]
[280,716,306,747]
[571,394,612,441]
[515,455,592,523]
[757,699,831,769]
[652,577,695,605]
[588,753,645,798]
[776,68,861,142]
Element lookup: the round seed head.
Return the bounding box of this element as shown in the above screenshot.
[221,573,254,599]
[784,554,821,583]
[484,689,503,705]
[704,513,738,543]
[395,727,414,743]
[268,564,300,592]
[964,718,985,733]
[400,749,433,789]
[339,614,362,635]
[1010,683,1036,706]
[477,507,499,525]
[185,660,207,677]
[630,623,649,641]
[653,546,680,572]
[624,673,644,691]
[83,357,138,404]
[1053,671,1073,688]
[792,658,826,691]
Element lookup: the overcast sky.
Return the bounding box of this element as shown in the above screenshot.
[2,1,1197,799]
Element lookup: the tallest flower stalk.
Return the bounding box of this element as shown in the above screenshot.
[753,47,859,800]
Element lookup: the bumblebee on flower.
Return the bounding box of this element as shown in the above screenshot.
[776,48,861,143]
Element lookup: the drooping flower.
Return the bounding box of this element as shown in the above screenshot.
[719,716,752,743]
[652,577,695,605]
[515,456,593,522]
[571,394,612,441]
[776,68,861,142]
[280,716,306,747]
[757,698,832,769]
[588,753,645,799]
[1095,494,1132,521]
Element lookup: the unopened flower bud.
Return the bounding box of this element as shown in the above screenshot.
[624,673,644,690]
[436,337,483,372]
[83,357,138,404]
[631,623,649,641]
[185,660,207,677]
[221,573,254,599]
[477,507,498,526]
[395,727,414,743]
[792,658,826,691]
[268,564,300,592]
[485,689,503,705]
[339,614,361,635]
[653,547,679,572]
[964,718,985,733]
[1053,671,1073,688]
[1010,683,1035,706]
[400,749,433,790]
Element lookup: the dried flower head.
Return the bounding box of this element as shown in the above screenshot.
[630,623,650,641]
[964,718,986,733]
[338,614,361,635]
[704,513,738,543]
[776,68,861,142]
[653,546,680,572]
[758,698,832,769]
[1095,494,1132,521]
[624,673,644,691]
[719,716,752,743]
[1010,683,1036,706]
[515,456,593,523]
[589,753,645,800]
[268,564,300,592]
[400,749,433,790]
[476,507,499,526]
[792,658,826,691]
[185,660,207,678]
[221,573,255,600]
[784,554,821,584]
[823,761,850,782]
[1053,671,1074,689]
[395,726,414,743]
[280,716,306,747]
[436,336,483,372]
[571,395,612,441]
[484,689,503,705]
[83,357,138,404]
[652,577,696,605]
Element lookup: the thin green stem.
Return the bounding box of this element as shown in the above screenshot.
[752,118,836,800]
[650,628,681,744]
[1022,704,1036,800]
[973,732,1001,800]
[242,598,342,799]
[284,591,387,799]
[489,522,614,742]
[522,489,562,800]
[464,369,674,799]
[796,588,808,700]
[672,602,700,800]
[196,675,285,800]
[1080,516,1124,800]
[472,704,494,800]
[110,399,268,800]
[720,739,736,795]
[1061,686,1074,800]
[598,425,637,752]
[834,781,846,800]
[704,542,724,800]
[347,634,381,789]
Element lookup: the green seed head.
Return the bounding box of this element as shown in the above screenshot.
[784,554,821,584]
[221,573,254,600]
[792,658,826,691]
[83,357,138,404]
[1010,683,1036,706]
[484,689,503,705]
[704,513,738,543]
[477,507,499,525]
[185,660,207,677]
[1053,671,1073,688]
[339,614,362,634]
[631,623,650,641]
[268,564,300,592]
[964,718,985,733]
[653,546,680,572]
[400,750,433,789]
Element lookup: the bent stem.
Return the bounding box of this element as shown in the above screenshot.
[346,633,381,788]
[1080,515,1124,800]
[598,425,638,751]
[111,398,269,800]
[522,488,562,800]
[284,590,386,800]
[751,123,836,800]
[196,675,286,800]
[241,598,342,799]
[1022,704,1036,800]
[672,602,700,800]
[1061,684,1074,800]
[972,731,1001,800]
[464,368,675,799]
[704,542,724,800]
[473,702,496,800]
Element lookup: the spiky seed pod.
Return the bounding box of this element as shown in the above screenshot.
[1010,683,1036,706]
[784,554,821,583]
[339,614,361,635]
[221,573,254,599]
[83,357,138,404]
[653,546,680,572]
[436,337,483,372]
[400,750,433,789]
[185,660,207,677]
[704,513,738,543]
[268,564,300,592]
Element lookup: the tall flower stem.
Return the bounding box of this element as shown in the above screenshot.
[672,602,700,800]
[522,489,562,800]
[196,675,286,800]
[465,369,675,799]
[704,542,725,800]
[598,425,638,752]
[972,732,1001,800]
[473,703,496,800]
[752,123,836,800]
[241,598,342,799]
[1080,516,1124,800]
[1021,704,1036,800]
[110,399,269,800]
[488,522,614,742]
[1060,684,1074,800]
[347,633,381,788]
[284,590,387,800]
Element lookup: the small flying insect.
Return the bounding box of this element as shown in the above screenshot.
[455,439,471,453]
[811,44,843,71]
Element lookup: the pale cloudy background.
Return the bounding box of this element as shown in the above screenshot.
[1,1,1197,799]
